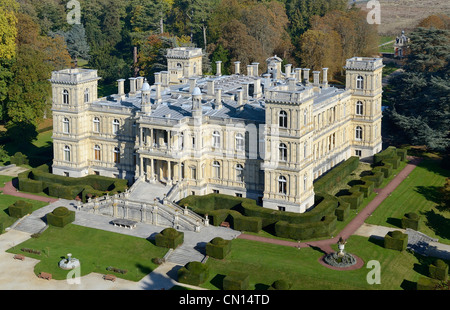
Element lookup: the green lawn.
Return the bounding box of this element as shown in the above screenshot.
[6,224,169,282]
[366,158,450,244]
[0,194,48,228]
[201,235,430,290]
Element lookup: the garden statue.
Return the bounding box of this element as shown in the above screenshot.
[337,237,347,257]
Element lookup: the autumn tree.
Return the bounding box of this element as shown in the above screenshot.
[417,14,450,30]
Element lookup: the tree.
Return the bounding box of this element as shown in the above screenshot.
[417,14,450,30]
[0,0,18,60]
[52,24,91,67]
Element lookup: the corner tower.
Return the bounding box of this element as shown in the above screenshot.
[344,57,383,159]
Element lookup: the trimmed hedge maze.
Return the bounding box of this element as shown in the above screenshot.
[17,164,128,202]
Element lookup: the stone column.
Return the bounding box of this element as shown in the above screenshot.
[234,61,241,75]
[252,62,259,77]
[303,69,310,85]
[129,77,137,94]
[322,68,329,88]
[216,61,222,76]
[117,79,125,96]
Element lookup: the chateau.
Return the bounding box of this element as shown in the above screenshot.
[50,47,383,213]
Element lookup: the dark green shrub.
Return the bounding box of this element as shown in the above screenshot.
[396,148,408,161]
[155,228,184,249]
[233,215,262,233]
[223,272,249,290]
[10,152,29,166]
[335,200,350,221]
[314,156,360,193]
[8,200,33,218]
[18,178,44,193]
[417,276,442,290]
[384,230,408,251]
[269,279,291,290]
[340,190,364,209]
[362,171,384,188]
[274,215,336,240]
[374,146,397,165]
[401,212,420,230]
[429,259,449,281]
[384,156,401,169]
[206,237,232,259]
[177,261,209,286]
[46,206,75,227]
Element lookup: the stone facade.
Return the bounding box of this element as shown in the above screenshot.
[51,48,383,213]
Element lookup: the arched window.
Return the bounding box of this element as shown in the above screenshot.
[63,118,70,134]
[278,176,287,194]
[356,76,364,90]
[235,133,244,151]
[279,110,288,128]
[113,147,120,164]
[236,164,244,182]
[213,161,221,178]
[356,101,363,116]
[94,145,101,161]
[93,117,100,133]
[64,146,71,162]
[84,88,90,103]
[212,131,220,148]
[63,89,69,104]
[112,119,120,135]
[279,143,287,161]
[355,126,363,140]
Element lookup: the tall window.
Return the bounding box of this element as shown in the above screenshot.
[279,143,287,161]
[113,119,120,135]
[279,110,288,128]
[356,76,364,90]
[278,176,287,194]
[356,101,363,116]
[236,133,244,151]
[113,147,120,164]
[94,145,101,161]
[304,109,308,126]
[84,88,90,103]
[191,166,197,180]
[355,126,363,140]
[212,131,220,148]
[63,118,70,134]
[213,161,221,178]
[63,89,69,104]
[64,146,71,162]
[236,164,244,182]
[93,117,100,133]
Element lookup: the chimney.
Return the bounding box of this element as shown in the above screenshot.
[234,61,241,75]
[242,82,249,102]
[322,68,329,88]
[295,68,301,79]
[117,79,125,96]
[247,65,253,77]
[236,89,243,107]
[129,77,137,94]
[189,77,197,93]
[303,68,310,85]
[215,87,222,109]
[154,72,161,84]
[253,78,262,99]
[155,82,162,103]
[252,62,259,77]
[216,61,222,76]
[161,71,169,89]
[136,76,144,92]
[263,73,271,90]
[285,64,292,79]
[207,79,215,96]
[313,71,320,87]
[288,78,296,91]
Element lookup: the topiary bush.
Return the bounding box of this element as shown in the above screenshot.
[10,152,29,166]
[46,206,75,227]
[206,237,232,259]
[384,230,408,251]
[155,228,184,249]
[269,279,291,290]
[401,212,420,230]
[177,261,209,286]
[223,271,249,290]
[8,200,33,218]
[429,259,449,281]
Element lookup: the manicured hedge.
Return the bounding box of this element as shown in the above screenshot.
[177,261,209,286]
[274,215,336,240]
[401,212,420,230]
[155,228,184,249]
[223,272,249,290]
[339,188,364,210]
[429,259,449,281]
[18,168,128,202]
[313,156,360,193]
[46,206,75,227]
[206,237,232,259]
[416,276,442,290]
[8,200,33,218]
[269,279,291,290]
[384,230,408,251]
[335,199,350,221]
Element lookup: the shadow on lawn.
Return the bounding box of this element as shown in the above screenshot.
[414,186,443,206]
[421,210,450,240]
